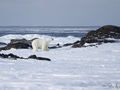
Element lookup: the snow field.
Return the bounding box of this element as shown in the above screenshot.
[0,34,120,90]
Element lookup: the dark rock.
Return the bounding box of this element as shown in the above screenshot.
[72,40,81,48]
[0,53,20,60]
[10,38,38,45]
[103,39,116,43]
[10,38,30,44]
[0,38,39,51]
[49,43,62,49]
[0,53,51,61]
[0,42,7,45]
[96,25,120,39]
[6,42,31,49]
[72,25,120,48]
[63,43,73,46]
[28,55,51,61]
[0,48,4,51]
[73,40,80,44]
[0,53,9,58]
[71,40,85,48]
[8,53,21,59]
[72,44,81,48]
[0,42,32,51]
[28,55,37,59]
[73,40,85,46]
[81,25,120,44]
[36,57,51,61]
[80,41,85,46]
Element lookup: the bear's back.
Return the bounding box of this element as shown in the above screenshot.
[32,38,46,46]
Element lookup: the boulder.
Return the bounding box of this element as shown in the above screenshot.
[28,55,37,59]
[0,38,39,51]
[0,42,32,51]
[0,42,7,45]
[71,25,120,48]
[6,42,32,50]
[81,25,120,44]
[10,38,38,45]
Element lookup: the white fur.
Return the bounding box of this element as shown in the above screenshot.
[32,37,53,51]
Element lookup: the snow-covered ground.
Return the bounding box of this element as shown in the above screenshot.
[0,34,120,90]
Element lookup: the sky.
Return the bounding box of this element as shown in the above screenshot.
[0,0,120,26]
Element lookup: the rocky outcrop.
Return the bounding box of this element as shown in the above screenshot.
[0,38,39,51]
[0,42,32,51]
[0,42,7,45]
[10,38,38,44]
[81,25,120,43]
[0,53,51,61]
[72,25,120,48]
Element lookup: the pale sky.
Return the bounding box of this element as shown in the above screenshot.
[0,0,120,26]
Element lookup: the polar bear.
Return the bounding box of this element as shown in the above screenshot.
[32,37,53,51]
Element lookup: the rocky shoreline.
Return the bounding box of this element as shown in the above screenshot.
[0,25,120,60]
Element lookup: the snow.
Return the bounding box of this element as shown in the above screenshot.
[0,34,80,45]
[0,34,120,90]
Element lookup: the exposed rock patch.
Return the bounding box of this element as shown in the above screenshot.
[72,25,120,48]
[0,38,39,51]
[0,42,7,45]
[0,53,51,61]
[48,43,62,49]
[81,25,120,43]
[0,42,32,51]
[10,38,38,45]
[28,55,51,61]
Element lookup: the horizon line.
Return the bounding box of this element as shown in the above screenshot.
[0,25,102,27]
